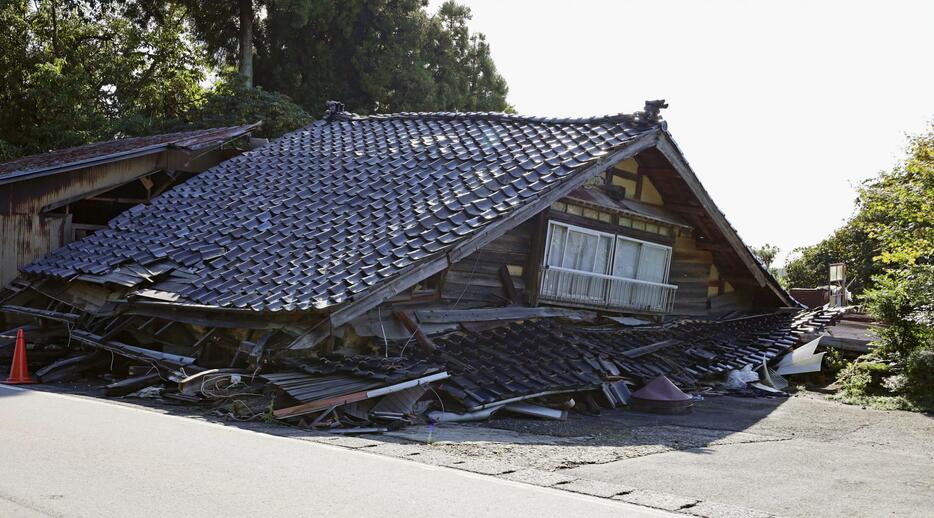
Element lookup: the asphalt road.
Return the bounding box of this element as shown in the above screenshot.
[560,395,934,517]
[0,385,675,518]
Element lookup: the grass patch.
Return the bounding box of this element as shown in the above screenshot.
[829,391,934,412]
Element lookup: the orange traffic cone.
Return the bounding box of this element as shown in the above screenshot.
[4,328,36,384]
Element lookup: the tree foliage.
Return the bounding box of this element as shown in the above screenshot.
[0,0,511,160]
[750,243,779,268]
[195,71,312,139]
[783,222,881,295]
[840,125,934,409]
[184,0,512,115]
[0,0,208,155]
[858,130,934,268]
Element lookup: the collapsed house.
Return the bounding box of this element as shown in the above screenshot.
[1,101,843,427]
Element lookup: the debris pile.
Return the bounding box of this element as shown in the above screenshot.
[417,309,843,414]
[1,282,848,430]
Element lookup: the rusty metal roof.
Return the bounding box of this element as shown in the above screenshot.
[0,124,260,184]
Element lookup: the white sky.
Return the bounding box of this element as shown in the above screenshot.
[430,0,934,264]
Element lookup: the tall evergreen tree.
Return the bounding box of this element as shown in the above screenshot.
[169,0,511,115]
[0,0,511,159]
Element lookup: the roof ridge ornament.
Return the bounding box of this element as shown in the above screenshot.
[640,99,668,123]
[325,101,347,122]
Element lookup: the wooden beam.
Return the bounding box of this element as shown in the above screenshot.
[1,304,80,323]
[663,202,707,216]
[149,173,179,199]
[621,339,681,359]
[40,167,161,213]
[393,310,437,353]
[498,265,520,305]
[526,211,548,306]
[86,196,150,204]
[695,241,733,252]
[415,307,596,324]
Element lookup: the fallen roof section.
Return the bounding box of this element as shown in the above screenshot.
[22,103,666,313]
[420,308,842,411]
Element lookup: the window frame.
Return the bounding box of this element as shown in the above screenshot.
[614,233,672,284]
[544,221,616,274]
[544,220,672,285]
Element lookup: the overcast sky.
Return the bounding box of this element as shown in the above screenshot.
[429,0,934,264]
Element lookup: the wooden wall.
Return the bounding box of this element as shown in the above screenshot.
[670,233,713,315]
[382,149,771,317]
[440,219,536,307]
[0,213,71,286]
[669,232,755,316]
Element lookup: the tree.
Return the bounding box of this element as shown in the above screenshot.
[238,0,253,87]
[167,0,511,115]
[194,71,312,139]
[750,243,779,269]
[0,0,512,160]
[0,0,208,155]
[138,0,255,86]
[783,222,881,295]
[838,124,934,409]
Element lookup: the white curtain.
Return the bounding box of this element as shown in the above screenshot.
[637,245,670,283]
[544,223,670,307]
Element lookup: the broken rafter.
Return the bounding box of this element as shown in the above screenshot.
[498,265,521,305]
[69,329,198,369]
[393,310,437,353]
[414,306,596,324]
[1,304,80,324]
[621,339,682,359]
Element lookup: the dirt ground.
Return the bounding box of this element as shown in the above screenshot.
[16,379,934,518]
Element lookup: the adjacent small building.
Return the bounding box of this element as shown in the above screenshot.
[0,124,260,286]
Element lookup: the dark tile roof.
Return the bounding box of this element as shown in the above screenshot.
[424,308,843,410]
[23,106,663,312]
[0,124,258,181]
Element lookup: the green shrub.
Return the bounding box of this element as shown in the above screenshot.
[0,139,20,161]
[838,359,892,396]
[904,348,934,400]
[195,71,314,139]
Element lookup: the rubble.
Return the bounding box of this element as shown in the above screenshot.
[0,281,849,431]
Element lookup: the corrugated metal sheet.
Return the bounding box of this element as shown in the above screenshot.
[262,372,382,403]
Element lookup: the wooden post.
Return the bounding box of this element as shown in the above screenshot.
[393,310,437,353]
[498,265,520,305]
